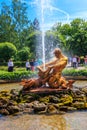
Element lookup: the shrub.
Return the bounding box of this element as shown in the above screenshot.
[17,47,31,61]
[14,61,25,67]
[0,70,37,81]
[63,68,87,76]
[0,42,17,62]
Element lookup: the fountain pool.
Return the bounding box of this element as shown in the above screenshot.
[0,81,87,130]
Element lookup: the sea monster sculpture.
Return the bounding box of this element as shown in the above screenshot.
[21,48,75,91]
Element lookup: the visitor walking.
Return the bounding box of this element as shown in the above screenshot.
[77,56,80,67]
[30,59,35,71]
[84,55,87,66]
[8,59,14,72]
[34,59,39,70]
[25,60,31,71]
[37,58,43,66]
[72,55,77,68]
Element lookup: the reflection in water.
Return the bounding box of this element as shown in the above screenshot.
[0,114,66,130]
[0,80,87,91]
[0,83,22,91]
[65,111,87,130]
[73,80,87,88]
[0,112,87,130]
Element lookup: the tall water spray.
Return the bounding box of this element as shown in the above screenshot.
[41,0,45,70]
[40,0,69,70]
[24,0,70,68]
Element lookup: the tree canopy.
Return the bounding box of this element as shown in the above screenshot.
[0,42,17,62]
[0,0,87,62]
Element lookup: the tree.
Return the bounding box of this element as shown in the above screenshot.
[12,0,29,32]
[0,42,17,62]
[11,0,29,48]
[45,30,61,60]
[58,24,71,54]
[53,18,87,56]
[0,0,30,49]
[0,2,20,47]
[69,19,87,56]
[17,47,32,61]
[33,18,40,30]
[26,25,41,56]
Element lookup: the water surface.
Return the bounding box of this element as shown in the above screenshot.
[0,81,87,130]
[0,111,87,130]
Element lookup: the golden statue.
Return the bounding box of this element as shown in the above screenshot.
[21,48,74,91]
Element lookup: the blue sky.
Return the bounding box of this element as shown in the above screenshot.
[0,0,87,30]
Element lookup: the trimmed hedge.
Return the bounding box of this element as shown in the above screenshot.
[0,42,17,62]
[0,70,37,81]
[0,68,87,82]
[63,69,87,76]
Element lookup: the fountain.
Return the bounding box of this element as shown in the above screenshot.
[0,2,87,130]
[0,0,87,116]
[20,0,72,92]
[41,0,45,70]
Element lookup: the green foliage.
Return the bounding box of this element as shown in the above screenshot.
[0,2,20,47]
[26,30,40,55]
[44,31,60,59]
[0,70,37,81]
[12,0,29,32]
[0,0,87,59]
[14,61,25,67]
[0,66,7,71]
[17,47,32,61]
[0,66,86,81]
[63,68,87,76]
[53,18,87,56]
[0,42,17,62]
[0,0,30,49]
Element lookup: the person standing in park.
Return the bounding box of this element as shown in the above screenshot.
[34,59,39,71]
[8,59,14,72]
[25,60,31,71]
[84,55,87,66]
[72,55,77,68]
[30,59,35,71]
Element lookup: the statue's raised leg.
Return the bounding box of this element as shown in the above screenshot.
[37,66,53,78]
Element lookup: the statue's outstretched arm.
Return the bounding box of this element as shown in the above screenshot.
[53,60,67,68]
[38,59,56,69]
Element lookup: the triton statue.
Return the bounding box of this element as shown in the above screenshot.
[21,48,74,91]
